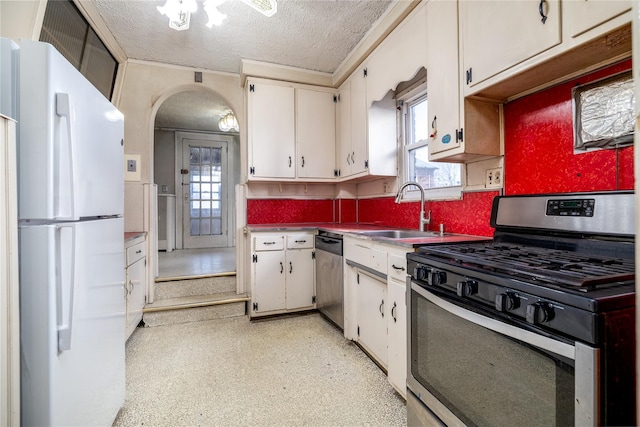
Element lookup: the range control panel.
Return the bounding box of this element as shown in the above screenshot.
[546,199,595,217]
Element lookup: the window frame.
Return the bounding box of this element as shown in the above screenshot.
[398,85,463,201]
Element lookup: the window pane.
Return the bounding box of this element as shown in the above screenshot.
[40,0,117,99]
[410,147,462,189]
[200,218,211,236]
[406,96,462,191]
[212,219,222,235]
[410,99,429,145]
[190,219,200,236]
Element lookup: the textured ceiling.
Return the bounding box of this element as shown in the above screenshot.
[155,90,235,131]
[93,0,393,74]
[94,0,393,129]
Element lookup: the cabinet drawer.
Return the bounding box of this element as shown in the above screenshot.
[126,242,146,266]
[253,235,284,251]
[388,253,408,283]
[286,234,314,249]
[345,239,387,274]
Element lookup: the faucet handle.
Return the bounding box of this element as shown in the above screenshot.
[424,210,432,223]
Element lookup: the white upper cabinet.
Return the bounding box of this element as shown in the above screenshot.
[336,78,353,178]
[246,78,336,181]
[427,0,502,162]
[349,64,369,176]
[565,0,630,38]
[365,2,428,106]
[336,64,397,179]
[247,79,296,179]
[460,0,562,93]
[336,63,396,179]
[296,88,336,179]
[459,0,631,100]
[426,0,461,158]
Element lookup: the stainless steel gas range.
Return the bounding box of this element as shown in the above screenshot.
[406,192,635,427]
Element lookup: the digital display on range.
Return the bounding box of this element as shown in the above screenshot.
[546,199,595,217]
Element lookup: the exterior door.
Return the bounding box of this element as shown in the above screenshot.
[181,138,228,248]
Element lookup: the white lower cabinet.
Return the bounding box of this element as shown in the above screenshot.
[125,237,147,340]
[344,236,411,398]
[356,270,388,367]
[250,232,315,317]
[387,252,408,398]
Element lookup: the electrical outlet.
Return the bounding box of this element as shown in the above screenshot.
[485,168,503,188]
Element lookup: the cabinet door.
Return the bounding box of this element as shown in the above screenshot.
[286,249,315,309]
[356,270,387,367]
[387,279,406,398]
[336,80,352,178]
[247,81,295,179]
[252,250,286,313]
[366,2,427,106]
[566,0,630,38]
[126,257,146,339]
[350,65,368,175]
[296,89,336,179]
[460,0,561,89]
[427,0,461,157]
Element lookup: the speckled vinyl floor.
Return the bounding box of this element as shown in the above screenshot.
[113,313,406,427]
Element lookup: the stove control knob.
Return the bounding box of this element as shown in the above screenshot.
[526,302,554,325]
[495,292,519,312]
[456,280,478,297]
[415,266,428,281]
[429,270,446,286]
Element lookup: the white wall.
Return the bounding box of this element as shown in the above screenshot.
[116,60,244,234]
[0,1,46,42]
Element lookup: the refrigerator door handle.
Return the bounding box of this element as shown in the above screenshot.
[55,93,77,220]
[56,224,76,352]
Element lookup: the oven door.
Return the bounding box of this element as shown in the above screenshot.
[407,280,599,427]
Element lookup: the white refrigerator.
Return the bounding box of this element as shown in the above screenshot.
[1,38,126,426]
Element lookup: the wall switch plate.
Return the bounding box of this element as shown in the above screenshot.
[485,167,503,188]
[124,154,141,182]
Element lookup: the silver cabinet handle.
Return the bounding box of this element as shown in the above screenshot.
[391,302,397,323]
[392,264,406,271]
[379,299,384,318]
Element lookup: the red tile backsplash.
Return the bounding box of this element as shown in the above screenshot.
[337,198,357,223]
[247,199,334,224]
[504,60,633,195]
[358,192,497,237]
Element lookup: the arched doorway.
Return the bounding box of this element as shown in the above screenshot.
[153,90,240,279]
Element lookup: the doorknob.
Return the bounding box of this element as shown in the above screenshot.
[181,169,189,175]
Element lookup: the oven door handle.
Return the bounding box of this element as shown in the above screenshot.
[413,283,576,360]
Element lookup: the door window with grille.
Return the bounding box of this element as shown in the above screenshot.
[182,139,228,248]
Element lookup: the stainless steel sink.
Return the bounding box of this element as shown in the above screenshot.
[358,229,440,239]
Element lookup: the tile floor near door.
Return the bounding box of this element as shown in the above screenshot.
[114,313,407,426]
[158,247,236,279]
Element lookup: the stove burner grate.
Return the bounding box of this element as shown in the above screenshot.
[420,243,635,289]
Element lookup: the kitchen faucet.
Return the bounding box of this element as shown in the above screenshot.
[395,181,431,231]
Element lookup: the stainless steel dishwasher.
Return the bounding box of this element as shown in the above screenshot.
[315,231,343,330]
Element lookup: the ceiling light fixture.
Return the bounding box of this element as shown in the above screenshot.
[158,0,277,30]
[218,112,239,132]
